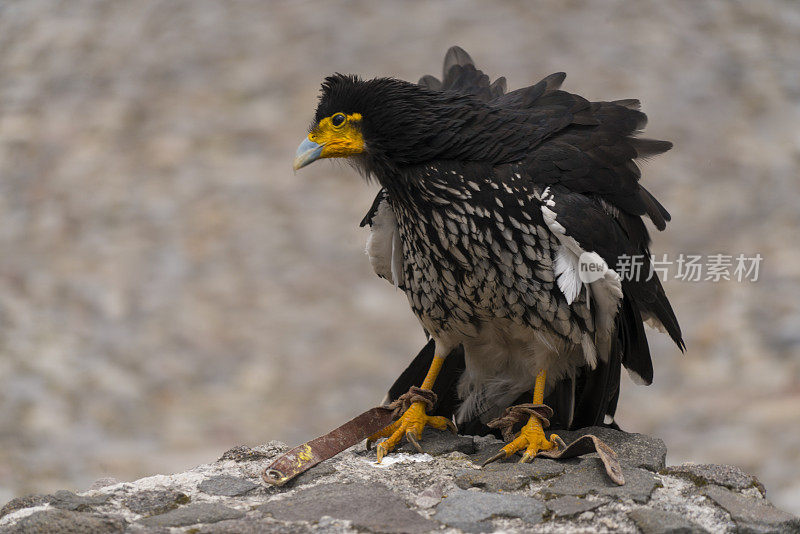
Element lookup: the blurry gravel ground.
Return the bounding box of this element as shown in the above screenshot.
[0,0,799,513]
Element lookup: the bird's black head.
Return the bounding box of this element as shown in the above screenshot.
[294,73,504,179]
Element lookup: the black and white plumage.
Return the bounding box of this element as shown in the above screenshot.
[309,46,684,434]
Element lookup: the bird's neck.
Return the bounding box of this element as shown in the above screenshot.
[376,163,448,208]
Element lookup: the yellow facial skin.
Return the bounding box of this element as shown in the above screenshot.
[293,112,365,170]
[309,112,364,159]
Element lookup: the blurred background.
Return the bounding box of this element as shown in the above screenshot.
[1,0,799,513]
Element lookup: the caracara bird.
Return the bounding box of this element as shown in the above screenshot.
[294,47,684,464]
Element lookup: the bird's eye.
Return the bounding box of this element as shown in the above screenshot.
[331,113,346,127]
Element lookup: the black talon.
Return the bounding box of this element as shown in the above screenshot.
[407,432,424,454]
[445,419,459,435]
[481,449,508,467]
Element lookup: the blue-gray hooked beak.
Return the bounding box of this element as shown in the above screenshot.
[293,138,324,170]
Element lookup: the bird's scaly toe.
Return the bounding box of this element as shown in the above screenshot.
[483,426,560,465]
[483,404,560,466]
[367,401,455,462]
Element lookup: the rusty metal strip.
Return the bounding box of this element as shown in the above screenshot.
[538,434,625,485]
[262,406,395,486]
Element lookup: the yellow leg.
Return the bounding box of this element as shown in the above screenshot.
[485,369,560,465]
[367,355,455,462]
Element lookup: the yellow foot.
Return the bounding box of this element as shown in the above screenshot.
[366,401,456,462]
[483,416,561,466]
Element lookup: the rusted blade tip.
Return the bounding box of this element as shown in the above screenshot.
[262,468,288,486]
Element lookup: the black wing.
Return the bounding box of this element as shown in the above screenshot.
[539,184,684,384]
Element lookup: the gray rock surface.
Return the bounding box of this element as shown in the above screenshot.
[542,458,660,503]
[283,462,338,489]
[123,489,191,516]
[455,459,566,492]
[0,496,51,520]
[48,490,110,512]
[137,502,244,528]
[664,463,767,495]
[3,508,126,534]
[433,488,546,532]
[198,475,259,497]
[702,485,800,534]
[0,429,796,533]
[260,482,436,534]
[627,507,707,534]
[545,495,608,518]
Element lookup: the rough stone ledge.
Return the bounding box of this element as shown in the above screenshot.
[0,427,797,533]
